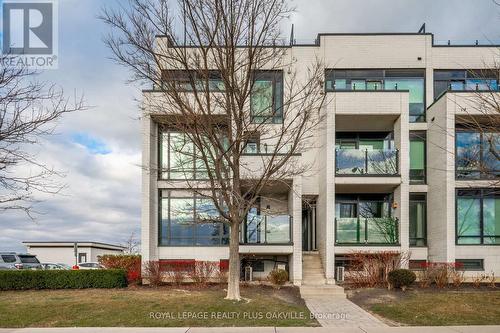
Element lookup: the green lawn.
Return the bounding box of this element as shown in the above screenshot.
[368,290,500,326]
[0,285,319,327]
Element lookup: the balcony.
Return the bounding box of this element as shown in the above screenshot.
[335,149,399,176]
[335,217,399,245]
[240,214,292,245]
[242,143,295,156]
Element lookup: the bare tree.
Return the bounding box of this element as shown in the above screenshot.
[0,61,85,217]
[101,0,326,300]
[122,231,141,254]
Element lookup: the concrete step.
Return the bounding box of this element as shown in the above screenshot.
[300,285,346,298]
[302,278,326,286]
[303,272,325,277]
[302,268,324,273]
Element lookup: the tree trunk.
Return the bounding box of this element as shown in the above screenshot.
[225,221,241,300]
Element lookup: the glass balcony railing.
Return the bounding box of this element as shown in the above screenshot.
[243,143,293,155]
[241,214,292,244]
[335,149,399,176]
[335,217,399,245]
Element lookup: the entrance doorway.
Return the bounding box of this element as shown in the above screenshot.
[302,200,317,251]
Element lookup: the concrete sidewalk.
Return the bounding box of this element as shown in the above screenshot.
[1,327,500,333]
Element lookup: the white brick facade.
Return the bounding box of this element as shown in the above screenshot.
[142,32,500,283]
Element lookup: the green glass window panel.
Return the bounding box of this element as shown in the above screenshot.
[359,139,384,150]
[457,197,481,244]
[366,218,398,243]
[409,200,426,246]
[266,215,291,243]
[336,218,360,243]
[169,133,194,179]
[483,197,500,238]
[351,80,366,90]
[334,79,346,89]
[410,140,425,170]
[366,81,383,90]
[251,80,273,117]
[384,79,424,104]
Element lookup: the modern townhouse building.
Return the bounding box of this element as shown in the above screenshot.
[142,31,500,286]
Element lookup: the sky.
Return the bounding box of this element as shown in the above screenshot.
[1,0,500,252]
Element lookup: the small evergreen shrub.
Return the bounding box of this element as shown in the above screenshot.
[0,269,127,290]
[268,269,289,288]
[388,269,416,290]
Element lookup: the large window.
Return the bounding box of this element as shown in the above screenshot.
[410,132,426,183]
[325,69,425,122]
[251,71,283,124]
[409,194,427,247]
[433,69,499,99]
[159,191,229,246]
[335,194,399,245]
[456,189,500,245]
[456,130,499,180]
[160,70,224,92]
[160,130,222,180]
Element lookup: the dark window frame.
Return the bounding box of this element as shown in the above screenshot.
[250,70,284,124]
[455,188,500,246]
[158,128,225,181]
[455,259,484,271]
[455,129,500,180]
[158,190,229,247]
[433,69,500,100]
[324,68,426,122]
[409,193,427,247]
[409,131,427,184]
[160,70,225,92]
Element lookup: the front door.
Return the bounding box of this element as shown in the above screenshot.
[302,203,317,251]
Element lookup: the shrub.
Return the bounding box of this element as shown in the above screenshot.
[188,261,218,287]
[98,255,141,284]
[344,251,411,288]
[472,274,484,288]
[432,265,449,288]
[268,269,288,288]
[143,261,164,287]
[417,269,432,288]
[388,269,416,290]
[449,269,464,289]
[0,269,127,290]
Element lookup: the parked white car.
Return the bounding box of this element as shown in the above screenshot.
[77,262,103,270]
[40,263,71,270]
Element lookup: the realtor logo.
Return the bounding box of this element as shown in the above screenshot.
[1,0,58,68]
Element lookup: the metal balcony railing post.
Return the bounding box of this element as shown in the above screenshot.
[365,149,369,174]
[364,218,368,244]
[396,149,399,174]
[356,217,360,243]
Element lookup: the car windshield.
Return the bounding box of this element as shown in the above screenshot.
[19,255,40,264]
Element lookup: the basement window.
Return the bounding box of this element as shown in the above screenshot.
[455,259,484,271]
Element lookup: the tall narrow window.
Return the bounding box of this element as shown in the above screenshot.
[410,132,426,183]
[251,71,283,124]
[409,194,427,246]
